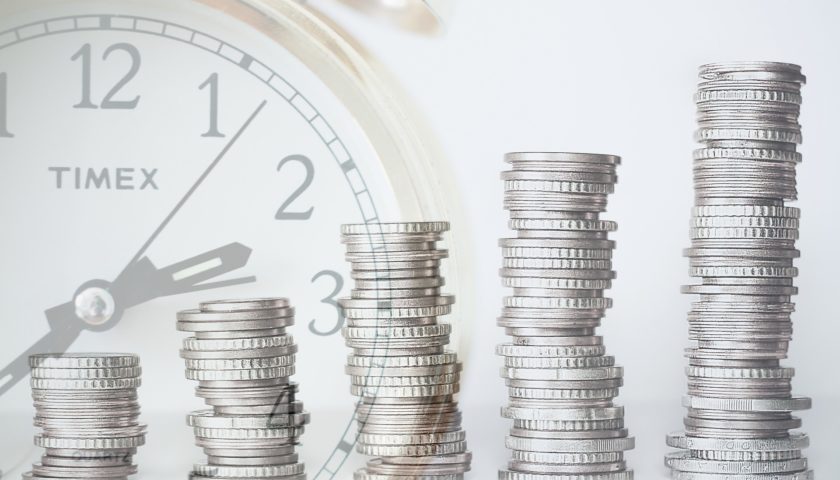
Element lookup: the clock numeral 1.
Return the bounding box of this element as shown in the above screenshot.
[72,43,141,110]
[275,154,315,220]
[0,73,12,138]
[200,73,225,137]
[309,270,345,336]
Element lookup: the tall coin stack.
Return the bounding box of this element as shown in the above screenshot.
[665,62,813,479]
[338,222,472,480]
[177,298,308,480]
[497,152,635,480]
[26,353,146,479]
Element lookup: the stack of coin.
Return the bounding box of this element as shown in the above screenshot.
[177,298,308,480]
[666,62,813,479]
[338,222,472,480]
[497,152,634,480]
[26,353,146,479]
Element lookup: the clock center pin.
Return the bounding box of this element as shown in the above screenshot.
[73,286,116,326]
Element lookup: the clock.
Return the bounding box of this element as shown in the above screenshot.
[0,0,471,477]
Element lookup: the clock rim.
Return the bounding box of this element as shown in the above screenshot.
[0,0,476,478]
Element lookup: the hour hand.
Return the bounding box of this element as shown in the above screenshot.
[110,242,256,309]
[0,243,255,399]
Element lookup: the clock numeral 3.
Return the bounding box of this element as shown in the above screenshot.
[0,73,12,138]
[309,269,345,336]
[275,154,314,220]
[199,73,225,138]
[72,43,141,110]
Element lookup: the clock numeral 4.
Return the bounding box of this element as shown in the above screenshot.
[275,154,315,220]
[0,73,12,138]
[199,73,225,138]
[72,43,141,110]
[268,388,293,426]
[309,270,345,336]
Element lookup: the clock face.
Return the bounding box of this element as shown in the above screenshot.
[0,0,413,476]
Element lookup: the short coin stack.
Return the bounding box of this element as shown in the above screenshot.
[497,152,634,480]
[666,62,813,479]
[338,222,472,480]
[26,353,146,479]
[177,298,308,480]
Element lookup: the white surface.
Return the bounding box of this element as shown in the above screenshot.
[307,0,840,478]
[2,1,839,478]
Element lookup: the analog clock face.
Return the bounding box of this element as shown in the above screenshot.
[0,0,410,476]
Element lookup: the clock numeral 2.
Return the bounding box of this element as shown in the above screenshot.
[0,73,12,137]
[309,270,345,336]
[275,154,314,220]
[72,43,141,110]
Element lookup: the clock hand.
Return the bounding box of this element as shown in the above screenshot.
[121,99,267,270]
[0,303,82,399]
[0,102,267,398]
[0,101,268,399]
[110,242,255,308]
[0,243,256,398]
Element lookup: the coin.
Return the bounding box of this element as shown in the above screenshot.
[339,222,472,477]
[666,62,812,479]
[496,152,634,477]
[177,298,310,479]
[24,353,146,479]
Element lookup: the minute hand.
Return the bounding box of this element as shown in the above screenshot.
[119,100,267,273]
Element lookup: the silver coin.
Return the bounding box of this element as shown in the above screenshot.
[346,363,461,377]
[501,366,623,381]
[177,307,295,322]
[205,453,298,465]
[24,352,147,479]
[179,344,297,360]
[182,335,294,351]
[666,451,807,474]
[365,457,470,475]
[498,470,632,480]
[505,435,635,453]
[29,354,140,369]
[199,297,290,312]
[30,366,142,380]
[681,395,811,412]
[177,317,295,332]
[192,461,305,477]
[356,440,468,457]
[340,232,443,245]
[344,240,439,253]
[666,431,809,451]
[669,471,812,480]
[341,221,450,235]
[354,469,463,480]
[508,459,626,474]
[339,223,472,477]
[345,249,449,263]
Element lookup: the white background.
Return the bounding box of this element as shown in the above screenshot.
[309,0,840,477]
[0,1,837,479]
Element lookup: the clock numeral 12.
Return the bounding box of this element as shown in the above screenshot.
[199,73,225,137]
[0,73,12,138]
[72,43,141,110]
[276,154,315,220]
